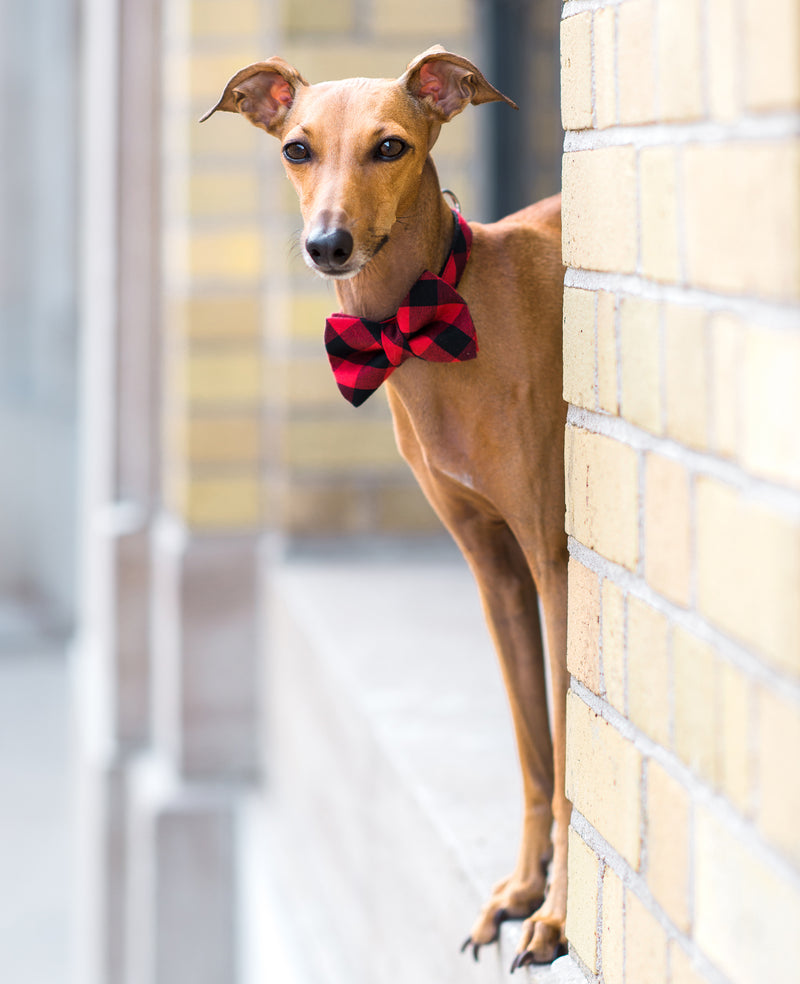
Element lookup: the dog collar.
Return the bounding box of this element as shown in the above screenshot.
[324,210,477,407]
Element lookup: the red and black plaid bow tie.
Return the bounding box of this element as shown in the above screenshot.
[324,210,477,407]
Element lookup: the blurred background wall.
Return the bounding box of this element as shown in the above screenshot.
[0,0,79,646]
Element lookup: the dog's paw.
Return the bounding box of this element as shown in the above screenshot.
[460,906,510,962]
[459,875,545,962]
[509,917,567,972]
[508,893,568,972]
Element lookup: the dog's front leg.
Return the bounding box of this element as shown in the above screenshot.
[419,498,557,957]
[387,392,567,968]
[455,523,567,968]
[507,551,570,970]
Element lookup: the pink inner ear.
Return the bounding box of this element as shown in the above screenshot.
[273,77,293,107]
[418,62,444,102]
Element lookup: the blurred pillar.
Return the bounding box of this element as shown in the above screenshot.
[76,0,164,979]
[0,0,78,641]
[80,0,266,980]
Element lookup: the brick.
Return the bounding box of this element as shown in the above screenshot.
[566,827,599,973]
[617,0,655,124]
[181,475,262,529]
[190,110,261,158]
[684,143,800,300]
[565,427,639,570]
[283,419,401,471]
[640,147,681,283]
[601,580,626,713]
[656,0,703,120]
[561,12,594,130]
[276,479,370,535]
[696,478,800,675]
[566,691,643,867]
[186,416,261,464]
[664,304,709,451]
[742,326,800,488]
[695,807,800,984]
[191,0,260,36]
[625,889,668,984]
[709,312,744,460]
[596,292,618,414]
[673,627,718,785]
[188,229,263,283]
[283,43,424,87]
[646,761,691,931]
[372,0,469,36]
[374,483,443,533]
[707,0,740,121]
[742,0,800,111]
[619,296,662,434]
[718,661,754,816]
[188,50,261,103]
[281,0,354,33]
[567,558,601,693]
[185,351,262,405]
[562,148,638,274]
[756,685,800,865]
[601,864,624,984]
[563,287,596,409]
[627,597,670,746]
[644,453,691,606]
[671,943,713,984]
[271,358,341,408]
[593,7,617,129]
[188,171,259,218]
[289,293,340,341]
[170,295,261,339]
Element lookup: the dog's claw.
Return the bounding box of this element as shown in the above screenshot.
[510,950,535,974]
[493,906,509,929]
[460,905,510,963]
[460,937,480,962]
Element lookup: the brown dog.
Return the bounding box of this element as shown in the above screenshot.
[202,45,568,970]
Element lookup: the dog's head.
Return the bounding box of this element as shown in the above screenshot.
[201,46,516,279]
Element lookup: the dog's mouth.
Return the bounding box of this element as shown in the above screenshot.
[304,232,390,281]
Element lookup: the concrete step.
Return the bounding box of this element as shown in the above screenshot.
[255,539,584,984]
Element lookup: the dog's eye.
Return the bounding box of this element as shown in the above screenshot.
[376,138,406,161]
[283,142,310,162]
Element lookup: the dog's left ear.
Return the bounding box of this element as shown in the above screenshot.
[402,45,518,122]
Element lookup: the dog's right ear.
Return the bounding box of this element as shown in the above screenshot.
[199,57,308,135]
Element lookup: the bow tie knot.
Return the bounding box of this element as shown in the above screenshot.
[324,211,478,407]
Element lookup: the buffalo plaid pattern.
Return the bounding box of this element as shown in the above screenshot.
[324,211,477,407]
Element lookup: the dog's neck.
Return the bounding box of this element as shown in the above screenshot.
[333,157,455,323]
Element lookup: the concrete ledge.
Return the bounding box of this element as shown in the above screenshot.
[257,539,586,984]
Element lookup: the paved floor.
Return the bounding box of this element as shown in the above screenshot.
[0,650,72,984]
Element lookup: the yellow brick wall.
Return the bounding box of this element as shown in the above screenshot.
[560,2,800,983]
[162,0,266,531]
[163,0,484,537]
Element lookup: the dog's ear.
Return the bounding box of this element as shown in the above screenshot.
[199,57,308,135]
[401,45,518,122]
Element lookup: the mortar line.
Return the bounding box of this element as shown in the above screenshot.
[563,0,628,16]
[566,404,800,518]
[570,812,727,984]
[563,112,800,150]
[567,535,800,703]
[563,267,800,328]
[595,855,605,978]
[569,679,800,895]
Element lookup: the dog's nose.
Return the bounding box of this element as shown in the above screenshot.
[305,228,354,269]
